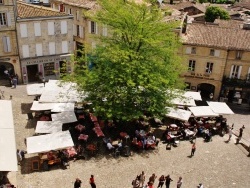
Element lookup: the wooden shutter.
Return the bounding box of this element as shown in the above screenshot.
[95,22,98,34]
[61,20,67,34]
[214,50,220,57]
[49,42,55,55]
[7,12,11,26]
[34,23,41,36]
[80,26,83,38]
[48,22,54,35]
[237,66,242,79]
[2,37,8,52]
[186,47,191,54]
[20,24,28,38]
[88,21,91,33]
[36,43,43,56]
[22,45,29,58]
[229,65,234,78]
[62,41,68,53]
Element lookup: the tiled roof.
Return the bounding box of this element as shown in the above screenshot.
[17,1,69,19]
[232,2,250,10]
[214,19,244,29]
[163,2,206,13]
[52,0,98,9]
[182,23,250,51]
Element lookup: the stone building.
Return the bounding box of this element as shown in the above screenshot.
[0,0,21,85]
[16,1,74,83]
[180,20,250,102]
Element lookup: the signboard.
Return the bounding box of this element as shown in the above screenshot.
[44,62,55,76]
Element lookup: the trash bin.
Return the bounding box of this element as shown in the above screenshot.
[238,98,242,105]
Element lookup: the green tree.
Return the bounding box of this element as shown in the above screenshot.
[69,0,185,120]
[205,6,230,22]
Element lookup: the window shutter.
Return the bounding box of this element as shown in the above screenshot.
[95,23,98,34]
[215,50,220,57]
[186,47,191,54]
[88,21,91,33]
[6,36,11,52]
[73,24,76,36]
[20,24,28,38]
[22,45,29,58]
[49,42,56,55]
[36,43,43,56]
[2,37,8,52]
[103,24,107,36]
[229,65,234,78]
[48,22,54,35]
[62,41,68,53]
[80,26,83,38]
[7,13,11,26]
[34,23,41,36]
[237,66,242,79]
[61,20,67,34]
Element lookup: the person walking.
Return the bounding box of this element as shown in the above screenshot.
[89,175,96,188]
[176,177,182,188]
[148,173,157,187]
[165,175,173,188]
[227,127,233,141]
[191,143,196,157]
[157,175,165,188]
[74,178,82,188]
[11,76,17,89]
[236,126,244,144]
[139,171,145,187]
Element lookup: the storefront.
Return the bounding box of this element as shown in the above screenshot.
[21,55,72,84]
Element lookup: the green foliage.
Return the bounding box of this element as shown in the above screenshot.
[205,6,230,22]
[198,0,208,3]
[69,0,185,120]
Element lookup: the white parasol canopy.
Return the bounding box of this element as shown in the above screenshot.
[188,106,219,117]
[26,83,45,96]
[184,91,202,101]
[51,111,77,124]
[207,101,234,115]
[51,103,75,112]
[172,97,196,106]
[0,100,18,171]
[35,121,63,134]
[30,101,57,111]
[26,131,74,154]
[166,107,192,121]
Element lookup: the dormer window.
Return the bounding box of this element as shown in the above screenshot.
[236,51,242,60]
[210,49,215,56]
[191,47,196,54]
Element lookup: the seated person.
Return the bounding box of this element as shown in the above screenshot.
[137,140,143,148]
[107,142,114,150]
[132,137,138,145]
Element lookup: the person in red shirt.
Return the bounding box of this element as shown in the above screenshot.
[89,175,96,188]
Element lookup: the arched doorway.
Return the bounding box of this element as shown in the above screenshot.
[197,83,215,100]
[0,62,14,86]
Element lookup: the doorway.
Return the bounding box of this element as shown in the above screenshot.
[27,65,39,83]
[197,83,215,100]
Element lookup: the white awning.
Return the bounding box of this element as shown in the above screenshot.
[51,103,75,112]
[39,80,84,103]
[30,101,56,111]
[184,91,202,101]
[26,83,45,96]
[165,107,192,121]
[51,111,77,123]
[0,100,18,171]
[172,97,196,106]
[188,106,219,117]
[35,121,63,134]
[207,101,234,115]
[26,131,74,154]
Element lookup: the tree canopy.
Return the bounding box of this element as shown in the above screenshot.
[205,6,230,22]
[69,0,185,121]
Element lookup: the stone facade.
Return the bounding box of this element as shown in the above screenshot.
[16,2,74,83]
[0,0,21,84]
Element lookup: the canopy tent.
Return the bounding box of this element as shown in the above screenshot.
[207,101,234,115]
[172,97,196,107]
[26,83,45,96]
[35,121,63,134]
[51,111,77,124]
[30,101,57,111]
[188,106,219,117]
[51,103,75,112]
[165,107,192,121]
[184,91,202,101]
[0,100,18,171]
[26,130,74,154]
[38,80,85,103]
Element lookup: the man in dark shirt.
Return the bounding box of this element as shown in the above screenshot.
[74,178,82,188]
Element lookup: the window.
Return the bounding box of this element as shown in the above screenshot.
[236,51,242,60]
[49,42,55,55]
[20,23,28,37]
[191,47,196,54]
[188,60,196,71]
[62,41,68,53]
[0,0,4,4]
[44,62,55,76]
[2,36,11,52]
[76,25,80,36]
[68,8,72,14]
[89,21,97,34]
[34,23,41,36]
[247,67,250,81]
[205,62,213,73]
[210,49,220,57]
[36,43,43,56]
[22,45,29,58]
[0,13,7,26]
[61,20,67,34]
[76,11,79,21]
[48,22,54,35]
[210,49,215,56]
[59,4,65,12]
[229,65,242,79]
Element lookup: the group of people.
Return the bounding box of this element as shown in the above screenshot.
[132,130,158,149]
[4,70,18,88]
[74,175,96,188]
[131,171,183,188]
